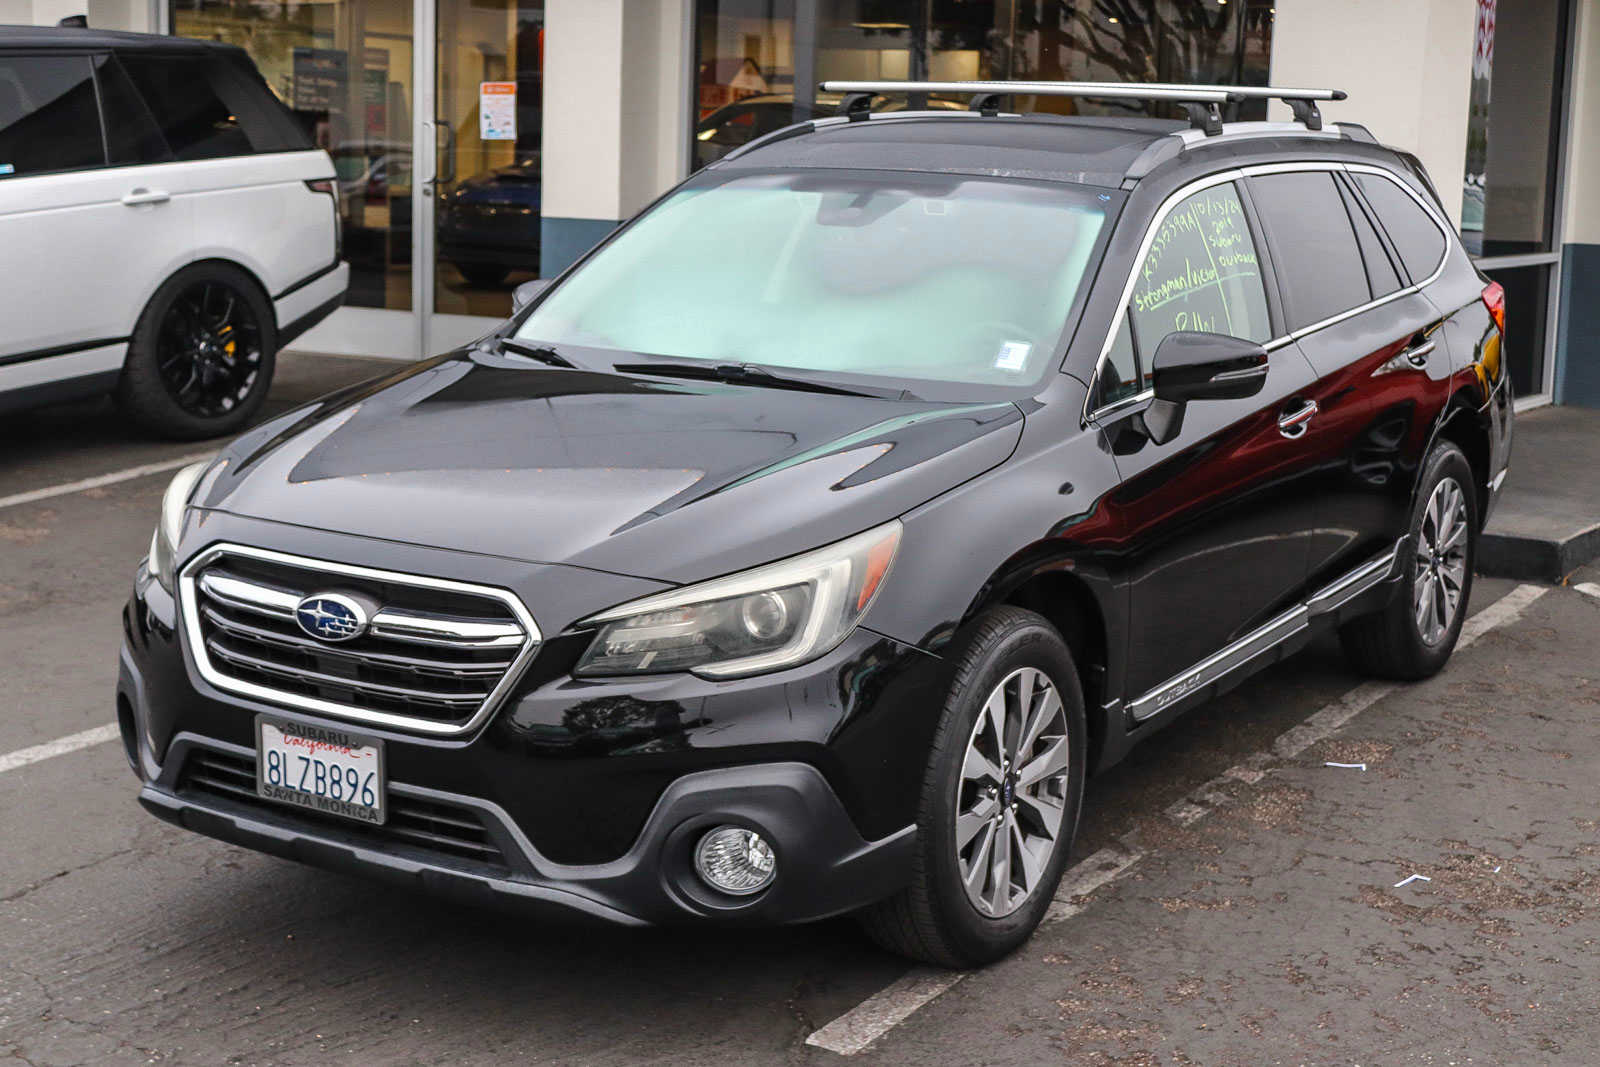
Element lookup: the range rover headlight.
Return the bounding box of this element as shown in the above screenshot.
[147,460,212,593]
[574,521,902,679]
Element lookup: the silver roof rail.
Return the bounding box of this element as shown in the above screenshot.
[818,79,1347,135]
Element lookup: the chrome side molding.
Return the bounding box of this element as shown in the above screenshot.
[1128,540,1402,723]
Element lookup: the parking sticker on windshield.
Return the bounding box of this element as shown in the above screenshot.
[0,164,14,176]
[994,341,1031,372]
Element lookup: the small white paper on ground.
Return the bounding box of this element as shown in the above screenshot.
[1325,761,1367,770]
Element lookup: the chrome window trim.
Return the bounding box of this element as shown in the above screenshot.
[177,542,544,738]
[1082,160,1456,427]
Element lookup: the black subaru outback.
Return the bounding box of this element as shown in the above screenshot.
[119,80,1511,967]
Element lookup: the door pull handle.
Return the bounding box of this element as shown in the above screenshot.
[1402,339,1436,367]
[1277,399,1319,439]
[121,187,171,207]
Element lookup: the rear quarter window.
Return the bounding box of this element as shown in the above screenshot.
[115,51,310,161]
[1353,172,1448,284]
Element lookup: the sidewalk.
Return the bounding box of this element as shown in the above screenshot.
[1480,404,1600,581]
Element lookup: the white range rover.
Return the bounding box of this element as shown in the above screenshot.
[0,25,349,438]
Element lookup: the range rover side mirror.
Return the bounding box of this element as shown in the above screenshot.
[1139,331,1270,445]
[511,279,550,314]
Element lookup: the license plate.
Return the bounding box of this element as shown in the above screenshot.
[256,716,385,825]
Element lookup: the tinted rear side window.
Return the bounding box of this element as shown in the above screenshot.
[0,54,106,178]
[1337,175,1402,299]
[1354,172,1448,284]
[117,52,309,160]
[95,54,173,166]
[1249,171,1370,331]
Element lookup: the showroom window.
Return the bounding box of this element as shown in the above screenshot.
[1460,0,1573,401]
[692,0,1275,170]
[171,0,545,321]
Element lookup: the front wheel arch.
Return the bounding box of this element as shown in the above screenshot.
[960,560,1115,775]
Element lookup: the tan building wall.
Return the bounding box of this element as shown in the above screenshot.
[1268,0,1478,229]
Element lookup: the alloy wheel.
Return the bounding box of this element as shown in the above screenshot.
[954,667,1071,918]
[156,281,263,418]
[1413,476,1469,645]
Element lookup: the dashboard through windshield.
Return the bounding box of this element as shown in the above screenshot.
[513,169,1113,393]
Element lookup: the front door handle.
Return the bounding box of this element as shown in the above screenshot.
[1277,398,1319,439]
[121,187,170,207]
[1402,338,1436,367]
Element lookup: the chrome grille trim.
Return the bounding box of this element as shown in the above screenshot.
[178,543,543,737]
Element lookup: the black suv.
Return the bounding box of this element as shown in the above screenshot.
[119,81,1512,967]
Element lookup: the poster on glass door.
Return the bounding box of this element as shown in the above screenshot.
[479,82,517,141]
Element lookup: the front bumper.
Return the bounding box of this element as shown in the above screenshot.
[136,734,915,926]
[118,521,943,925]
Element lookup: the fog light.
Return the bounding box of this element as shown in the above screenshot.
[693,825,776,896]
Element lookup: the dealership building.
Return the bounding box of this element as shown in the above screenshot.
[5,0,1596,408]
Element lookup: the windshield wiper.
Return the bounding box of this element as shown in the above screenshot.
[496,338,576,368]
[613,361,912,400]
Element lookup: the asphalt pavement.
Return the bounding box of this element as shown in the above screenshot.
[2,355,1597,1065]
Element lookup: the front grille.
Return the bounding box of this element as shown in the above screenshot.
[182,545,539,735]
[178,747,513,870]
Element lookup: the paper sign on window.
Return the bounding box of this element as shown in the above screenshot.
[479,82,517,141]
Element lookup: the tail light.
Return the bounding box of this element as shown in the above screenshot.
[305,179,343,260]
[1481,281,1505,335]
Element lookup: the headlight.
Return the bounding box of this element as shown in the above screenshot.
[147,460,212,593]
[575,520,902,679]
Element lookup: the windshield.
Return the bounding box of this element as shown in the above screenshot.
[514,170,1110,390]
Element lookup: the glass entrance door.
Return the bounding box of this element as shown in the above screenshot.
[421,0,545,356]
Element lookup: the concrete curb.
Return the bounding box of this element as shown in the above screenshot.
[1479,518,1600,581]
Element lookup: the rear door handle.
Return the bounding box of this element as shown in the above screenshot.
[121,187,171,206]
[1402,339,1436,367]
[1277,399,1318,439]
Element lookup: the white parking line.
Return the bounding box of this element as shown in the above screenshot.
[804,968,968,1056]
[1045,844,1144,923]
[1574,582,1600,602]
[1457,582,1548,645]
[0,453,212,512]
[804,582,1552,1056]
[0,724,120,775]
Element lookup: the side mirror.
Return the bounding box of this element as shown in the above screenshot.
[1139,331,1269,445]
[511,279,550,314]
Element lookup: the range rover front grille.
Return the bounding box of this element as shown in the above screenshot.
[180,545,541,736]
[177,747,512,870]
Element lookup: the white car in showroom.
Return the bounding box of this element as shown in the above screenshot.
[0,26,348,438]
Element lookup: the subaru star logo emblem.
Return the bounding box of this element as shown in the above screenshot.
[294,593,368,643]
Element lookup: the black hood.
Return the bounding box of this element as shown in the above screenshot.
[203,352,1023,585]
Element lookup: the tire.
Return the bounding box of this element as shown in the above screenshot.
[858,606,1087,967]
[115,263,276,440]
[1339,440,1477,680]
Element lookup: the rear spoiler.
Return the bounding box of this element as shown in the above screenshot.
[1395,150,1446,212]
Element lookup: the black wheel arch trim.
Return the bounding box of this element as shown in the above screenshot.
[272,259,343,303]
